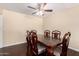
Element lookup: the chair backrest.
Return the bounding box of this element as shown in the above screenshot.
[30,32,38,55]
[44,30,50,38]
[52,30,61,40]
[31,30,37,33]
[26,30,30,36]
[61,32,71,56]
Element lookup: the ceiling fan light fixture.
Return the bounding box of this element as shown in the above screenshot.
[35,11,44,16]
[33,11,44,16]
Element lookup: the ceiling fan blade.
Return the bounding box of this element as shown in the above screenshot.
[32,12,37,14]
[43,3,47,8]
[27,6,36,10]
[37,3,41,10]
[44,10,53,12]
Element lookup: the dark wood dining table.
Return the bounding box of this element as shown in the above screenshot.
[38,35,62,55]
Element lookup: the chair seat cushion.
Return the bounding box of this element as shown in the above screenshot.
[37,43,46,54]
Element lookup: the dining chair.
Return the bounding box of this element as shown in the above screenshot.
[46,32,71,56]
[26,30,38,55]
[52,30,61,40]
[30,32,46,56]
[26,31,33,55]
[53,32,71,56]
[44,30,50,38]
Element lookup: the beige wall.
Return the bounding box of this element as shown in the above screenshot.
[43,6,79,51]
[0,15,3,48]
[0,8,3,15]
[3,9,43,47]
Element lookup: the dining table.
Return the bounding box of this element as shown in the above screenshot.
[38,35,62,55]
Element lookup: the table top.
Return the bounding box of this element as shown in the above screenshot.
[38,35,62,48]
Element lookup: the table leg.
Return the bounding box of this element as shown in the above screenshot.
[46,46,55,56]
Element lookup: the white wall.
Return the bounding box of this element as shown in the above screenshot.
[3,9,43,47]
[43,6,79,51]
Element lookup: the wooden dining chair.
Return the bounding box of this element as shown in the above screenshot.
[53,32,71,56]
[26,31,38,55]
[26,31,33,55]
[44,30,50,38]
[30,32,46,56]
[52,30,61,40]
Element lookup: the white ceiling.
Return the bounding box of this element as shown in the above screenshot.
[0,3,79,16]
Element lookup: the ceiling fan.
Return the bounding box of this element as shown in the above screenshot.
[27,3,53,16]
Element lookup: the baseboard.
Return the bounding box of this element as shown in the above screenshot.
[68,47,79,52]
[3,41,26,48]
